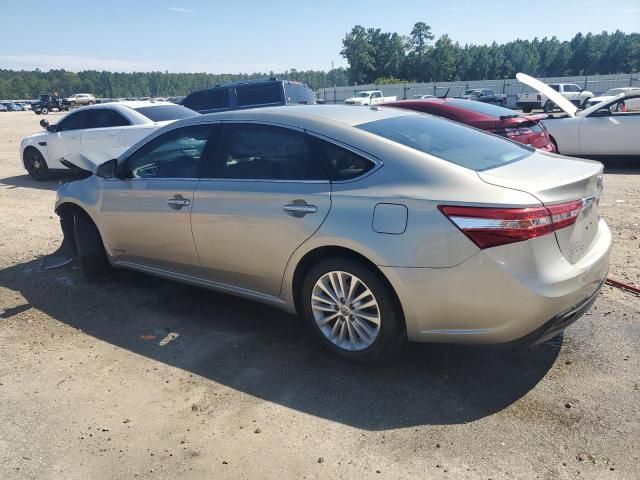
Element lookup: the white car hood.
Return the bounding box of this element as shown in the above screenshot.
[516,72,579,117]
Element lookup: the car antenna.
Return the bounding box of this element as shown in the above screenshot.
[439,82,454,99]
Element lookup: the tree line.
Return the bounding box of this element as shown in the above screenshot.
[341,25,639,85]
[0,25,637,99]
[0,68,350,100]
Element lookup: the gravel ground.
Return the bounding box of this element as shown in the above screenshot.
[0,111,638,480]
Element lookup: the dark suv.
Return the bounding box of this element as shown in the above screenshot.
[183,79,316,113]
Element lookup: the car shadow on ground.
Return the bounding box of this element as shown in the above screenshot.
[0,258,561,430]
[592,157,640,175]
[0,172,72,191]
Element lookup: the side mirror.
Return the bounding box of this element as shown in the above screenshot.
[40,119,49,129]
[96,159,118,179]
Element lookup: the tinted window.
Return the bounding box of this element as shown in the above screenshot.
[133,105,197,122]
[58,110,91,131]
[312,139,375,181]
[357,115,533,171]
[183,88,229,112]
[549,85,560,92]
[87,109,130,128]
[125,125,213,179]
[284,83,316,105]
[236,83,283,107]
[212,125,326,180]
[183,90,207,111]
[446,99,519,117]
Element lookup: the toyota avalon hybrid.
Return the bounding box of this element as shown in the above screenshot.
[55,105,610,362]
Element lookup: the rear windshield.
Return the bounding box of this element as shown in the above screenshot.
[134,105,198,122]
[284,83,316,105]
[357,115,533,171]
[446,99,520,117]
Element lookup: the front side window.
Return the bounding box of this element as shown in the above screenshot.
[236,83,283,107]
[57,110,91,131]
[211,124,326,181]
[87,109,130,128]
[124,124,214,179]
[357,114,533,171]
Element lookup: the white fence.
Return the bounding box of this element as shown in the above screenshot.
[317,73,640,108]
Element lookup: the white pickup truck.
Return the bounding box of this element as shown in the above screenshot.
[344,90,397,106]
[516,83,594,113]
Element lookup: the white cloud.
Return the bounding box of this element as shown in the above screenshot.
[169,6,194,13]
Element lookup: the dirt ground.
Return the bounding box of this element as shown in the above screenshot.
[0,111,638,480]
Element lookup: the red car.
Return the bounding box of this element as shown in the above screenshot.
[382,98,556,152]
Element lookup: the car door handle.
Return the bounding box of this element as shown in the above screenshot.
[167,196,191,210]
[283,203,317,217]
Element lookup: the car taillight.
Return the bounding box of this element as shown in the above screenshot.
[497,127,534,138]
[438,200,584,249]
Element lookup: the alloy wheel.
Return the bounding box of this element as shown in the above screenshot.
[311,271,381,351]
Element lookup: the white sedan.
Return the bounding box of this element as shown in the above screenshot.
[20,101,198,180]
[517,73,640,157]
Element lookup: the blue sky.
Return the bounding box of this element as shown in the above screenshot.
[1,0,638,73]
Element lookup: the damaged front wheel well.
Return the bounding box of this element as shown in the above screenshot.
[55,203,90,256]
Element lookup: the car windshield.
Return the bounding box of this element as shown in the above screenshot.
[357,115,533,171]
[133,104,199,122]
[446,99,521,117]
[464,90,480,95]
[355,92,371,98]
[603,88,626,96]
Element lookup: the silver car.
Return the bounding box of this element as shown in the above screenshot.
[55,105,611,362]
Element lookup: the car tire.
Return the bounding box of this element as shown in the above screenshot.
[522,107,532,113]
[41,107,49,115]
[73,212,110,280]
[88,101,94,105]
[300,257,405,363]
[543,101,554,113]
[24,148,50,181]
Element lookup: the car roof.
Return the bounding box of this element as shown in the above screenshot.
[197,104,417,127]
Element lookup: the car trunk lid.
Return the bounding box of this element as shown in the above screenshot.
[478,152,603,263]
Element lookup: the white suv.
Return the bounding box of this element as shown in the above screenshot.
[65,93,96,106]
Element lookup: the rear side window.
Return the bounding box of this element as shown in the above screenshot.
[211,124,326,180]
[133,105,198,122]
[236,83,283,107]
[312,139,375,181]
[357,115,533,171]
[88,109,130,128]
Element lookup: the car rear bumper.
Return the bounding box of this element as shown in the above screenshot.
[380,219,610,344]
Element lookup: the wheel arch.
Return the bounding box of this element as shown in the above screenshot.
[22,145,45,169]
[289,245,405,327]
[55,202,103,257]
